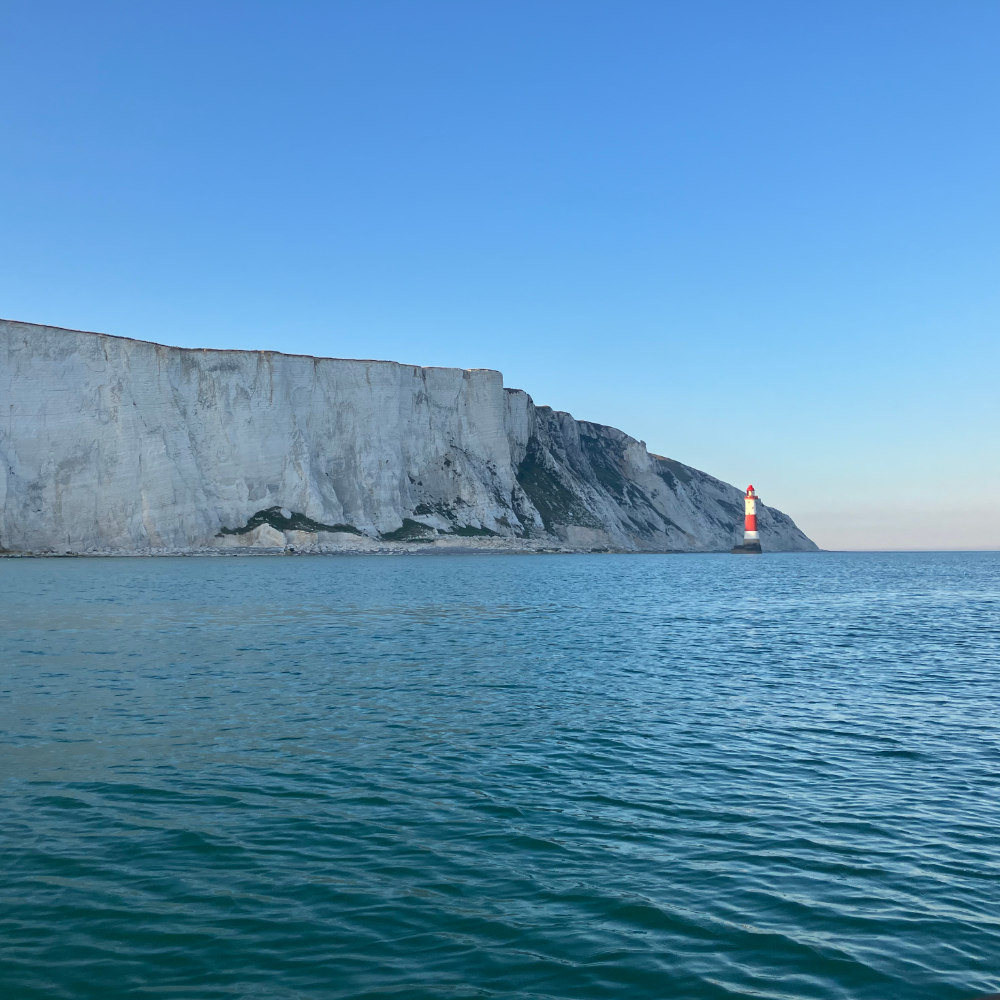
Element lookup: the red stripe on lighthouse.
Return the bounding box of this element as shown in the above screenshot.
[745,514,757,532]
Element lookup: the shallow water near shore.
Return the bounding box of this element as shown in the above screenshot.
[1,551,998,1000]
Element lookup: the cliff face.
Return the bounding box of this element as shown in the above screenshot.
[0,319,817,555]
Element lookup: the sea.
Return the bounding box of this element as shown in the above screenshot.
[1,551,998,1000]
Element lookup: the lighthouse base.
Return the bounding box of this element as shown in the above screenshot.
[730,541,762,554]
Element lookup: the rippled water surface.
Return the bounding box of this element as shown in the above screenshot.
[1,552,998,1000]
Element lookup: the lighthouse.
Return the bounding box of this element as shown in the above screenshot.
[730,484,763,554]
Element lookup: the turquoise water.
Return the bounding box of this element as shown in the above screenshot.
[1,552,998,1000]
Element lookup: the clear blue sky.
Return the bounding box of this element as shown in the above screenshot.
[2,1,997,549]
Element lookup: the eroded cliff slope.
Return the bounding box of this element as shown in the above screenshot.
[0,320,817,554]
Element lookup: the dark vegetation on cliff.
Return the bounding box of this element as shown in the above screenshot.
[218,507,362,537]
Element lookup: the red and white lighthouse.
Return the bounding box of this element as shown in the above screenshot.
[743,484,759,544]
[731,484,763,553]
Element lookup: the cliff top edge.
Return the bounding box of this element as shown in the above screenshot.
[0,317,504,378]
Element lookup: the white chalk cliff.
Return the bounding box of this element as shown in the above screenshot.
[0,319,817,555]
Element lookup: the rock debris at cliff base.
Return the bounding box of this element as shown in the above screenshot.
[0,319,818,556]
